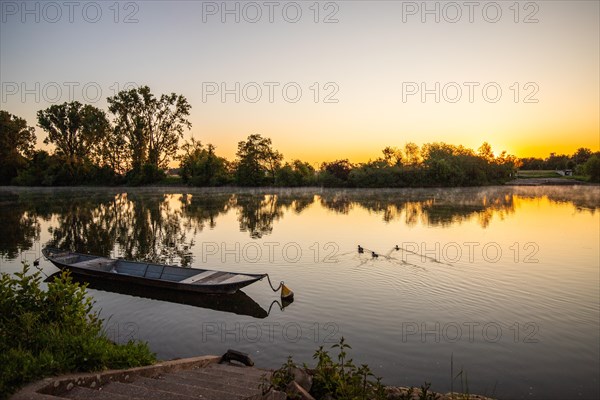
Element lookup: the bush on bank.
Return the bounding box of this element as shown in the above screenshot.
[0,264,156,399]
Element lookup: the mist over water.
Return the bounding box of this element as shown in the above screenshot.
[1,186,598,400]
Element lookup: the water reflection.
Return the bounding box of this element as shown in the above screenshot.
[0,187,598,264]
[235,194,284,238]
[1,186,598,400]
[0,193,41,259]
[180,193,232,233]
[44,272,271,319]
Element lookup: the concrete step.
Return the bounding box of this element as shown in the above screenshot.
[31,360,272,400]
[177,369,264,390]
[245,391,288,400]
[186,364,271,382]
[160,372,261,396]
[101,380,197,400]
[128,376,248,400]
[206,363,272,379]
[62,386,134,400]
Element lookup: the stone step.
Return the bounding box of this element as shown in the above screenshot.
[128,376,247,400]
[101,380,197,400]
[177,369,264,389]
[62,386,134,400]
[27,360,272,400]
[206,363,272,379]
[245,391,287,400]
[160,372,262,396]
[187,364,271,382]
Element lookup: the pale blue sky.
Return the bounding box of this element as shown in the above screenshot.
[1,1,598,162]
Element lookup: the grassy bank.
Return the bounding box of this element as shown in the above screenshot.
[516,170,560,179]
[0,265,156,399]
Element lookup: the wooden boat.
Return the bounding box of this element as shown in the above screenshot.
[42,247,267,295]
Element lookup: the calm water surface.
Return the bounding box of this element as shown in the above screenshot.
[1,186,598,399]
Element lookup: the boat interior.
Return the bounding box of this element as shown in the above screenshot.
[51,253,260,285]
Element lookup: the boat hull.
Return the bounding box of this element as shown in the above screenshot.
[43,248,266,295]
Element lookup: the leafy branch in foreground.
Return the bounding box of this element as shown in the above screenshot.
[0,264,156,399]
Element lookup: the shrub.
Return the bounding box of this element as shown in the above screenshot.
[126,163,166,185]
[262,338,447,400]
[262,337,388,400]
[583,155,600,183]
[0,264,156,398]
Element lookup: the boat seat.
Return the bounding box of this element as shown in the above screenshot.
[55,255,80,264]
[180,270,257,285]
[71,258,116,271]
[179,270,220,284]
[197,271,238,284]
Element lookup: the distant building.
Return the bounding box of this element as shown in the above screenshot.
[556,169,573,176]
[166,168,181,176]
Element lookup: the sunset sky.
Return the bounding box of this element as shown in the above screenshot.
[1,1,599,164]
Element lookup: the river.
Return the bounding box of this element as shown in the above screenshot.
[1,186,598,399]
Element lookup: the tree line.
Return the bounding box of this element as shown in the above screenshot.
[2,86,599,186]
[520,148,600,180]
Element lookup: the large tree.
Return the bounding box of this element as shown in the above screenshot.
[0,110,36,184]
[179,139,231,186]
[572,147,593,165]
[37,102,109,164]
[107,86,191,172]
[381,146,403,166]
[403,142,421,167]
[235,134,283,186]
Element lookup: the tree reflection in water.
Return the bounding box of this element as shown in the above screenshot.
[0,187,597,264]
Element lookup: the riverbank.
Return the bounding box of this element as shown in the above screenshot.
[11,355,495,400]
[0,178,595,194]
[505,177,590,186]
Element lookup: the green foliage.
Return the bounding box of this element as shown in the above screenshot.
[260,356,297,394]
[543,153,570,170]
[263,338,455,400]
[318,159,354,187]
[179,139,232,186]
[265,337,388,400]
[572,148,593,165]
[0,110,36,184]
[13,151,121,186]
[317,143,518,188]
[582,155,600,182]
[234,134,283,186]
[37,102,110,165]
[519,148,597,173]
[126,163,167,185]
[348,161,402,188]
[0,264,156,398]
[276,160,316,187]
[107,86,192,171]
[6,103,597,188]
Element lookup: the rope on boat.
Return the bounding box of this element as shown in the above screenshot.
[266,274,283,292]
[265,274,294,300]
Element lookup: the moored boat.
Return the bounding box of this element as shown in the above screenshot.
[42,247,268,295]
